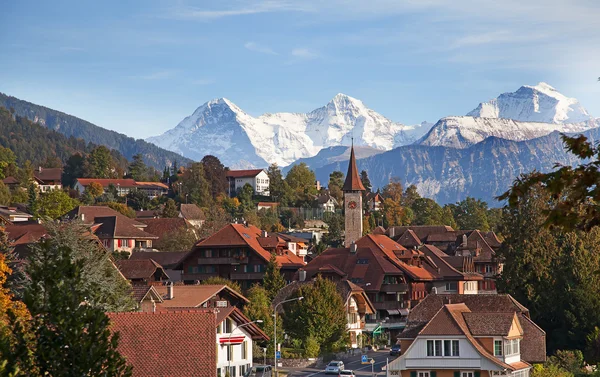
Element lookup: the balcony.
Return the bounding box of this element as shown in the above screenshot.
[380,283,408,293]
[181,273,220,281]
[373,301,406,311]
[230,272,264,280]
[200,257,248,265]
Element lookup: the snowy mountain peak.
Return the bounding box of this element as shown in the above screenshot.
[467,82,593,124]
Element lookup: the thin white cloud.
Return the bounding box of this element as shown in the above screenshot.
[169,1,313,20]
[245,42,278,55]
[291,48,318,59]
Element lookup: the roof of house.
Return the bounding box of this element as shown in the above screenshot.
[116,259,169,280]
[0,206,33,222]
[3,223,48,258]
[75,178,138,188]
[463,312,518,336]
[366,191,383,202]
[130,285,164,303]
[134,210,161,219]
[107,310,217,377]
[396,230,422,248]
[316,194,338,204]
[128,251,189,269]
[135,181,169,189]
[138,218,190,238]
[34,167,62,182]
[342,146,366,192]
[2,176,19,185]
[274,233,307,244]
[400,294,545,364]
[179,204,206,221]
[226,169,265,178]
[387,225,455,241]
[420,244,482,281]
[94,216,158,240]
[154,284,249,308]
[189,223,305,267]
[65,206,146,226]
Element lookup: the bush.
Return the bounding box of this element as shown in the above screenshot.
[281,348,304,359]
[304,336,320,358]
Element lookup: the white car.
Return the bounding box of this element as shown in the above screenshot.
[339,370,355,377]
[325,361,345,374]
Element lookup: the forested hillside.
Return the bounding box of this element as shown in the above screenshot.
[0,93,192,169]
[0,106,128,170]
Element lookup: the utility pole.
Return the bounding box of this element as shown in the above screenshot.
[228,320,263,376]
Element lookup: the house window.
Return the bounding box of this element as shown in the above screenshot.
[504,339,520,356]
[462,372,474,377]
[512,370,529,377]
[418,372,430,377]
[494,340,503,356]
[445,282,458,292]
[427,340,458,356]
[485,265,494,274]
[242,340,248,359]
[225,318,233,333]
[227,345,233,361]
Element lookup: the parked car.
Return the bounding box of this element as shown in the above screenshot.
[325,361,345,374]
[339,370,355,377]
[390,344,401,356]
[244,365,272,377]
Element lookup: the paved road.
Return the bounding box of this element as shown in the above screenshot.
[287,350,399,377]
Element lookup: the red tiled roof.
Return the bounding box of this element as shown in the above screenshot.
[138,218,190,238]
[65,206,146,226]
[135,181,168,189]
[4,223,47,245]
[154,284,249,308]
[116,259,169,280]
[2,176,19,185]
[75,178,138,188]
[179,204,206,221]
[463,312,517,336]
[130,285,163,303]
[107,311,217,377]
[34,167,62,182]
[342,146,366,191]
[225,169,264,178]
[129,251,188,269]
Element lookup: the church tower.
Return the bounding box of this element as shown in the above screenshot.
[343,144,366,247]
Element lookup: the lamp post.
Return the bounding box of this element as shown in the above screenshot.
[228,319,263,377]
[273,297,303,376]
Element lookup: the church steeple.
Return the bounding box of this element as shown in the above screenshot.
[342,143,366,192]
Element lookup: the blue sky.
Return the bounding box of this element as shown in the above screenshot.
[1,0,599,139]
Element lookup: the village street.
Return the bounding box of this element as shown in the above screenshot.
[287,350,396,377]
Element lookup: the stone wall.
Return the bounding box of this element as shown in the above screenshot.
[259,358,320,368]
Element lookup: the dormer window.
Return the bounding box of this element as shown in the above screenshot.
[504,338,520,356]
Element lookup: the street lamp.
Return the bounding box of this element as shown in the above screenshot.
[228,319,263,376]
[273,297,303,376]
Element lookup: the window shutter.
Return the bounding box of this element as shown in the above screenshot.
[454,372,460,377]
[410,372,417,377]
[431,372,437,377]
[475,372,480,377]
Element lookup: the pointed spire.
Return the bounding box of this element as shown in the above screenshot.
[342,144,366,192]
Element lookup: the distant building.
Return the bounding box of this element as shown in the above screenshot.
[343,145,366,246]
[226,169,270,197]
[179,203,206,228]
[257,202,279,211]
[133,181,169,199]
[315,193,338,213]
[33,167,62,192]
[366,191,384,212]
[74,178,168,198]
[115,259,170,285]
[0,206,33,224]
[128,251,188,282]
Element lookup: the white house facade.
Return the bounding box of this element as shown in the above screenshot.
[226,169,270,197]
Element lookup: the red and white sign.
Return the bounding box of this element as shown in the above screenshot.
[219,336,245,345]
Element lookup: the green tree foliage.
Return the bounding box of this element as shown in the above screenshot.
[237,184,255,211]
[547,350,585,375]
[267,164,286,202]
[201,155,228,199]
[322,212,344,247]
[63,154,87,188]
[104,202,136,218]
[162,198,179,218]
[283,276,348,353]
[27,184,38,218]
[180,163,211,207]
[258,209,283,232]
[86,146,119,179]
[9,190,27,205]
[243,285,282,354]
[127,154,148,181]
[531,364,574,377]
[411,198,444,225]
[285,163,317,206]
[263,254,286,301]
[360,170,371,192]
[125,190,150,211]
[328,171,344,204]
[497,183,600,353]
[200,276,242,293]
[36,190,80,219]
[447,197,490,230]
[0,183,10,206]
[14,234,132,376]
[402,184,421,208]
[153,228,199,252]
[0,147,16,180]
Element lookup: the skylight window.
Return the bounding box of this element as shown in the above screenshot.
[242,233,251,239]
[379,243,385,248]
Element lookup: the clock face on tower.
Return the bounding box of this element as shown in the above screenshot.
[347,200,357,209]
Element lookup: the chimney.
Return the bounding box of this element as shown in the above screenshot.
[167,282,174,300]
[38,166,42,172]
[350,242,358,253]
[299,270,307,282]
[80,213,85,222]
[389,227,395,238]
[262,230,268,237]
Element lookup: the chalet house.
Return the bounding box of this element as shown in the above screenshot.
[107,311,217,377]
[273,233,309,262]
[4,223,48,258]
[2,177,20,190]
[134,284,268,377]
[389,294,546,377]
[366,191,384,212]
[177,223,305,289]
[64,206,158,252]
[0,206,33,224]
[226,169,270,197]
[116,259,169,284]
[33,167,62,192]
[315,193,338,212]
[130,285,164,312]
[275,279,375,349]
[128,251,188,281]
[388,226,501,294]
[179,203,206,228]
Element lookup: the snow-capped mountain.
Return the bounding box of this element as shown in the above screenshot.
[467,82,593,123]
[147,94,429,168]
[418,83,598,148]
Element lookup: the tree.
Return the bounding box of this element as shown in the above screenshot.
[258,209,283,232]
[162,198,179,218]
[27,184,38,218]
[201,155,228,199]
[500,134,600,231]
[0,183,10,206]
[200,277,241,294]
[402,185,421,207]
[448,197,490,231]
[40,156,63,169]
[382,178,403,203]
[328,171,344,204]
[586,327,600,365]
[322,213,344,247]
[267,164,286,202]
[17,235,132,376]
[105,202,136,218]
[411,198,444,225]
[263,253,285,301]
[85,146,117,179]
[531,364,574,377]
[180,163,211,207]
[360,170,371,192]
[243,285,281,354]
[237,184,255,211]
[285,163,317,206]
[153,228,198,252]
[37,190,80,219]
[382,198,412,227]
[197,205,231,239]
[125,190,150,211]
[85,181,105,198]
[62,154,86,188]
[0,147,16,180]
[127,154,147,181]
[283,276,348,353]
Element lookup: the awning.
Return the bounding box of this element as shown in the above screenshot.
[386,309,400,315]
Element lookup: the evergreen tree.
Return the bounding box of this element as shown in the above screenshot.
[127,154,147,181]
[20,237,132,376]
[62,153,86,188]
[401,185,421,207]
[201,155,228,199]
[263,253,285,300]
[237,184,255,212]
[267,164,285,202]
[85,146,117,179]
[180,163,211,207]
[162,199,179,218]
[0,183,10,206]
[27,184,38,218]
[449,197,490,231]
[243,285,282,354]
[360,170,371,192]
